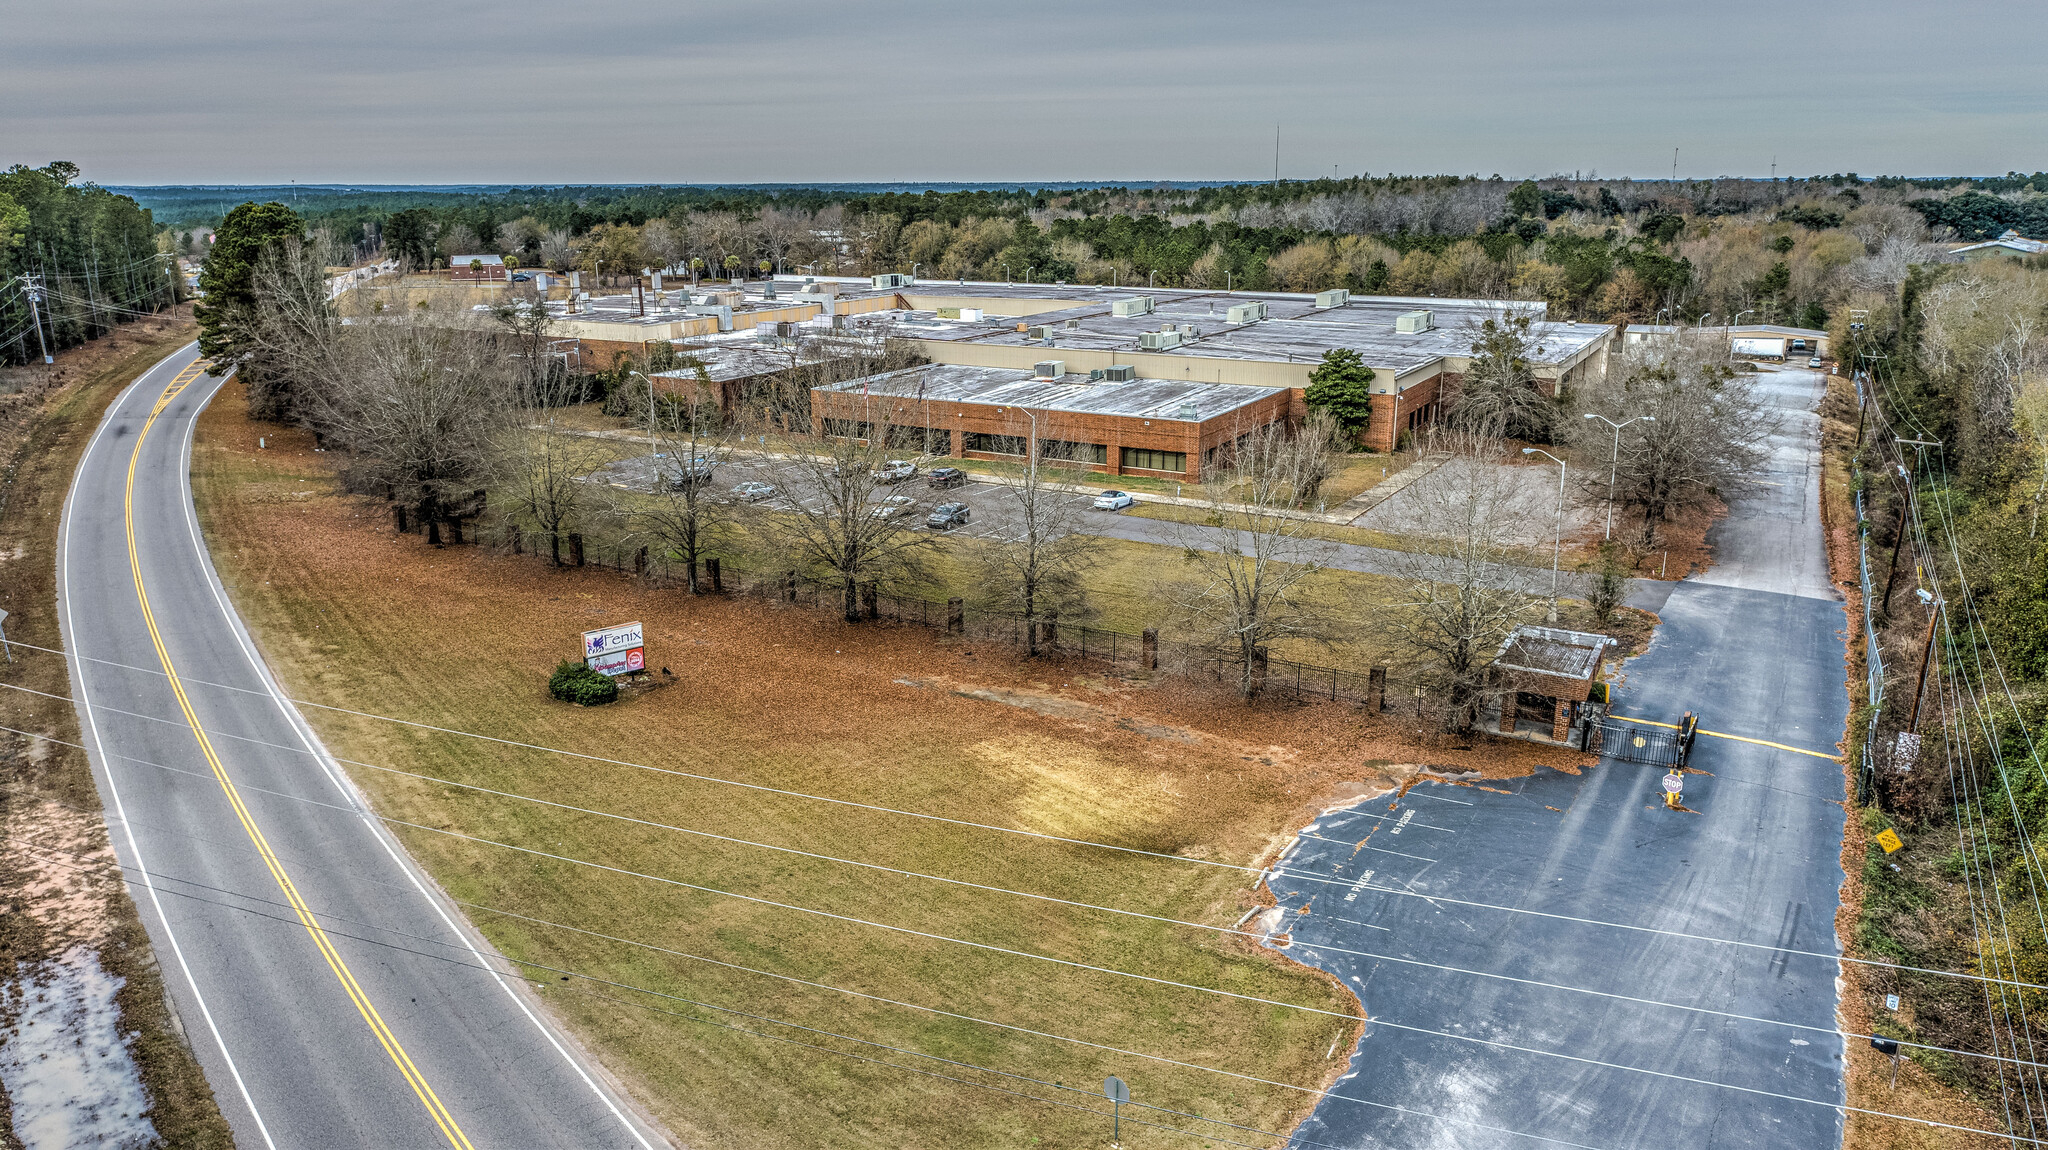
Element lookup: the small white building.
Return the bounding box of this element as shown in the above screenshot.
[1952,229,2048,262]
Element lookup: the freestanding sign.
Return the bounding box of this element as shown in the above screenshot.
[583,621,646,678]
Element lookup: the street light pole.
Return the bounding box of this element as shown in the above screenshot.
[1523,448,1566,621]
[1581,413,1654,541]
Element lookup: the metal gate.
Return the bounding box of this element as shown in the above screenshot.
[1593,719,1693,766]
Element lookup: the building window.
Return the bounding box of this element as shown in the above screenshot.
[964,432,1028,457]
[1123,448,1186,473]
[1038,439,1107,464]
[823,418,873,441]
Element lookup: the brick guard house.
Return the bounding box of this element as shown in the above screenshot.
[1489,625,1615,745]
[811,364,1292,482]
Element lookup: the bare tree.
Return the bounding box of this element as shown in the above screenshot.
[771,402,936,622]
[1567,331,1776,546]
[246,236,344,422]
[1383,434,1543,733]
[492,312,605,566]
[298,306,511,542]
[640,218,687,275]
[976,413,1100,655]
[616,375,733,592]
[1170,421,1337,699]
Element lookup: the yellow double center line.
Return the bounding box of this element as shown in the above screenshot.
[128,362,476,1150]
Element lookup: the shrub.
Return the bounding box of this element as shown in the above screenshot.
[549,659,619,706]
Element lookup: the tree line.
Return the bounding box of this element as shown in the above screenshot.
[1,161,180,366]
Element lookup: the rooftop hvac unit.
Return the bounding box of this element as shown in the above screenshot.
[1111,295,1155,317]
[1315,288,1350,309]
[937,306,962,319]
[1177,324,1200,338]
[1102,364,1137,382]
[1033,359,1066,379]
[1064,318,1081,329]
[830,314,848,330]
[1088,368,1105,381]
[1027,325,1054,341]
[872,273,907,289]
[1395,309,1435,334]
[1139,330,1183,350]
[1175,403,1199,420]
[1226,301,1267,324]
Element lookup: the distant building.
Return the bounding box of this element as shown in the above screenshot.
[1952,229,2048,261]
[449,254,506,281]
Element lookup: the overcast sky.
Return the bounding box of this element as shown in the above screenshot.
[9,0,2045,186]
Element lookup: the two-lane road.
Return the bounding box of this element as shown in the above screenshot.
[58,345,664,1148]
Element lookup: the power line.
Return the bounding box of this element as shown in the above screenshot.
[8,649,2048,995]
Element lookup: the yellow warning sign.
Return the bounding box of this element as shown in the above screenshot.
[1875,829,1903,854]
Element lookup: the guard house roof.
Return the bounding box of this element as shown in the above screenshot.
[1494,625,1614,682]
[1953,229,2048,256]
[449,254,504,266]
[818,365,1287,423]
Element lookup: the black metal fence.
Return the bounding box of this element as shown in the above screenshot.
[1593,718,1695,767]
[709,559,1408,708]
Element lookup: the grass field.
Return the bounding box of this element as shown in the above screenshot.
[193,381,1411,1150]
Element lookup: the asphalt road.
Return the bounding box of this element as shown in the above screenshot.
[58,345,664,1149]
[1278,368,1853,1149]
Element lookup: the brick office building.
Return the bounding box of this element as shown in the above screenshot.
[811,364,1292,482]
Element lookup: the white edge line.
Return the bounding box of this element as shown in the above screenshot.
[169,372,663,1150]
[57,344,280,1150]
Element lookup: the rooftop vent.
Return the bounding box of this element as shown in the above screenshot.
[1395,309,1435,334]
[1226,301,1267,324]
[1315,288,1350,309]
[1111,295,1156,318]
[1177,324,1200,338]
[1027,324,1054,341]
[1175,402,1200,420]
[871,273,908,289]
[1033,359,1066,380]
[1102,364,1137,382]
[1064,317,1081,330]
[1139,330,1184,351]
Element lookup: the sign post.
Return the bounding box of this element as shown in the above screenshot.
[0,607,10,663]
[1103,1075,1129,1143]
[581,621,646,678]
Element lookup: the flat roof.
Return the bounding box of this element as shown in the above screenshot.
[817,365,1286,424]
[648,344,805,384]
[1495,625,1613,681]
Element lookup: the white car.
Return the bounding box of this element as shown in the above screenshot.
[870,495,918,519]
[874,459,918,483]
[1093,490,1136,511]
[732,481,776,501]
[1807,356,1823,368]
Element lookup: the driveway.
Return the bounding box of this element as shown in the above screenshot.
[1274,368,1852,1148]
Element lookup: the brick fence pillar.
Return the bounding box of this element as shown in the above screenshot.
[707,557,722,592]
[947,598,964,633]
[1367,666,1386,712]
[568,533,584,567]
[1552,699,1573,742]
[1499,694,1517,734]
[1141,628,1158,670]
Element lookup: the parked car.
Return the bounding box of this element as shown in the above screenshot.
[870,495,918,519]
[1791,338,1808,352]
[927,466,966,489]
[874,459,918,483]
[511,273,532,282]
[732,481,776,501]
[926,502,971,529]
[664,456,714,489]
[1093,490,1136,511]
[1807,356,1823,369]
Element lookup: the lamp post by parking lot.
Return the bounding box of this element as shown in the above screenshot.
[1523,447,1566,622]
[1581,412,1654,541]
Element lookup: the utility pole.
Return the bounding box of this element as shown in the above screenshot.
[1907,598,1939,733]
[1274,125,1280,185]
[17,275,53,364]
[1672,148,1678,182]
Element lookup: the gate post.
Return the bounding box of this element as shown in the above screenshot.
[947,598,964,633]
[568,533,585,567]
[1367,666,1386,712]
[1141,628,1158,671]
[708,557,722,592]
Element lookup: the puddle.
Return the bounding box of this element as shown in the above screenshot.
[0,945,159,1149]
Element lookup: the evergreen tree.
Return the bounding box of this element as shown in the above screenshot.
[1304,348,1375,441]
[194,200,303,363]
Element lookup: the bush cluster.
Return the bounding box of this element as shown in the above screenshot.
[548,659,619,706]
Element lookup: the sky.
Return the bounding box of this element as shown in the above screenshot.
[8,0,2046,186]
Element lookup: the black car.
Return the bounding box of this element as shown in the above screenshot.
[926,502,970,529]
[927,467,967,489]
